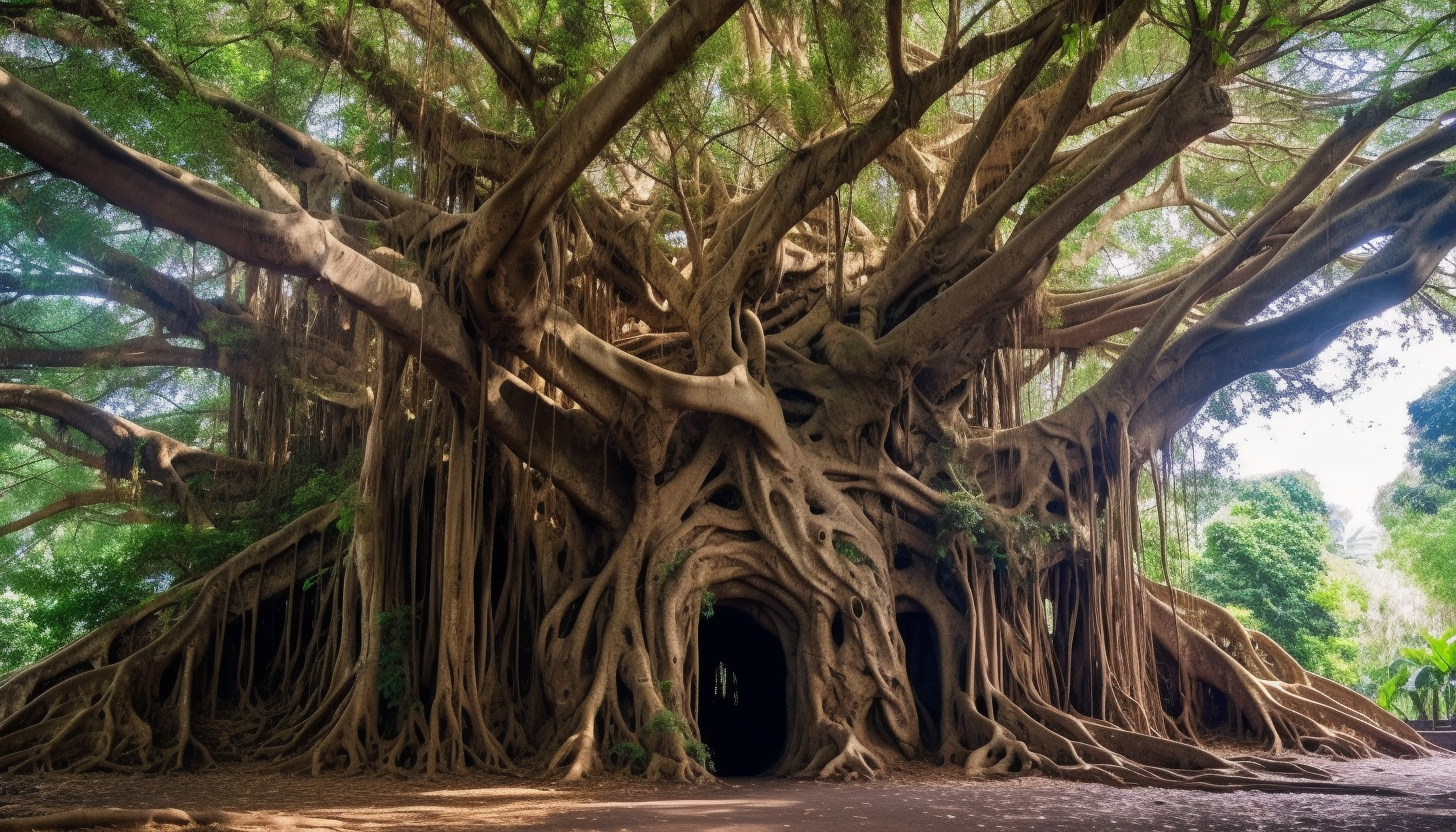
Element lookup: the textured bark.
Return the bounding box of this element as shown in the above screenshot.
[1,0,1453,792]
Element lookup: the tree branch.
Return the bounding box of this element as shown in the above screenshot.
[458,0,749,312]
[434,0,549,108]
[0,383,258,526]
[0,67,482,413]
[1133,176,1456,447]
[0,487,120,538]
[0,337,214,373]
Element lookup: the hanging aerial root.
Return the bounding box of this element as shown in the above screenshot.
[920,577,1438,795]
[947,680,1425,794]
[0,504,341,774]
[1144,583,1431,759]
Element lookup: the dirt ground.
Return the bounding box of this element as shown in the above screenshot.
[2,755,1454,832]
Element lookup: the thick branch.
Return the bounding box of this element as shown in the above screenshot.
[459,0,748,305]
[1093,66,1456,394]
[0,383,257,525]
[1133,176,1456,446]
[0,337,213,373]
[313,12,528,181]
[880,71,1234,370]
[0,487,119,537]
[0,67,482,411]
[435,0,548,108]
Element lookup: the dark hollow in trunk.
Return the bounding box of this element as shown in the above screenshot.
[895,606,943,751]
[697,605,790,776]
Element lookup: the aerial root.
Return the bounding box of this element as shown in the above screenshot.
[789,723,885,780]
[933,672,1427,795]
[547,728,601,782]
[0,808,344,831]
[644,752,710,782]
[964,728,1041,777]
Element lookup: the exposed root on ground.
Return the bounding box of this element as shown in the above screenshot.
[0,808,342,831]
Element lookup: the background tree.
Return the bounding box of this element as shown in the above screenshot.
[1193,473,1365,684]
[0,0,1453,789]
[1381,371,1456,610]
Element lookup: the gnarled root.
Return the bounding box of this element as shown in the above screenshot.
[794,723,885,780]
[0,808,343,831]
[0,505,341,774]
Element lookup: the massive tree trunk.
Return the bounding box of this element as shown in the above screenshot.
[0,0,1452,789]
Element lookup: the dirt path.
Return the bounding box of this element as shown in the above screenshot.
[2,756,1454,831]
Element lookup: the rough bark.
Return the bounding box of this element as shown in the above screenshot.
[0,0,1452,792]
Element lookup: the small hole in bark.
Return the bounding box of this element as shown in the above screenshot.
[1154,642,1184,718]
[705,455,728,483]
[809,503,825,515]
[808,432,824,442]
[850,597,864,619]
[935,557,968,615]
[831,612,845,647]
[697,605,789,776]
[775,388,818,427]
[1045,499,1066,516]
[708,486,743,510]
[817,530,827,542]
[654,471,666,486]
[558,597,582,639]
[860,424,878,449]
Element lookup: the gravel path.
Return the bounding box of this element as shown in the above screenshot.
[2,756,1453,831]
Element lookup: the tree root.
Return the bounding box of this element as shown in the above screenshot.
[794,725,885,780]
[0,808,343,831]
[0,505,341,773]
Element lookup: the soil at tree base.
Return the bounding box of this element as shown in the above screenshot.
[2,757,1454,831]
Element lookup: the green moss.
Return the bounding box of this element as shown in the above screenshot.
[607,741,647,771]
[644,708,714,771]
[933,490,1067,565]
[658,548,691,579]
[833,539,869,566]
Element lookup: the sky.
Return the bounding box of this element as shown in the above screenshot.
[1226,307,1456,533]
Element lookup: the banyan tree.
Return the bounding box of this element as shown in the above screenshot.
[0,0,1453,787]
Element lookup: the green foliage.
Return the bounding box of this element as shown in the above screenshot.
[1371,627,1456,721]
[1193,473,1363,681]
[933,490,990,559]
[644,708,713,771]
[375,605,415,712]
[658,548,691,579]
[931,489,1066,567]
[290,448,363,533]
[1378,372,1456,609]
[0,418,364,675]
[0,527,161,671]
[607,741,648,771]
[699,589,716,619]
[832,539,868,566]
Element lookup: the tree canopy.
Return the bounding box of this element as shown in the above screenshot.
[0,0,1454,787]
